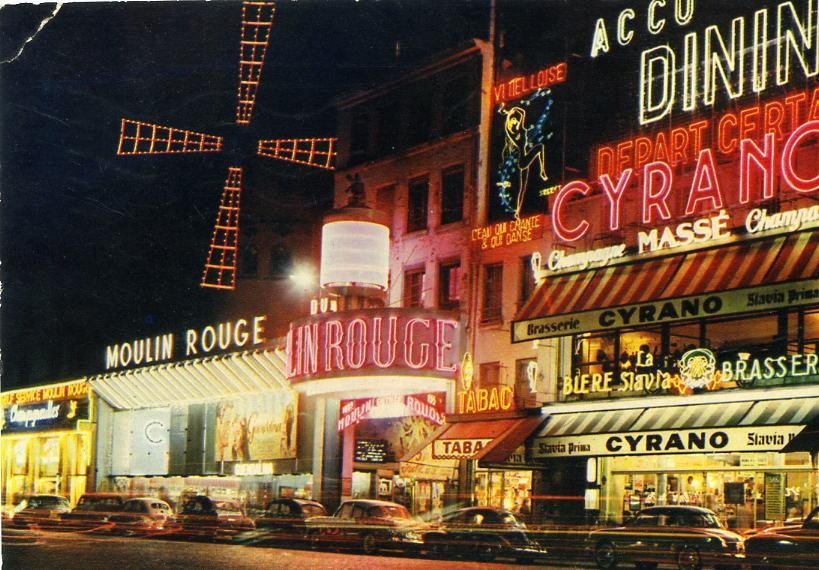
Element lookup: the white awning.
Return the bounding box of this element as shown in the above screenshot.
[91,348,289,410]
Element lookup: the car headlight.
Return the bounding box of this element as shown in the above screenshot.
[403,531,422,541]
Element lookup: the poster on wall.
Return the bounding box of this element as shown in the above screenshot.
[354,415,440,465]
[489,62,567,221]
[215,390,297,463]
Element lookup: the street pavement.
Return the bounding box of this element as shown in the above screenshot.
[1,529,594,569]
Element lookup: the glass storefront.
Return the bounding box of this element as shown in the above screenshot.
[599,452,817,530]
[474,469,532,515]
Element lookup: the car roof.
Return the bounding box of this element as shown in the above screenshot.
[341,500,405,508]
[128,497,169,504]
[452,507,511,514]
[640,506,714,514]
[270,498,323,506]
[26,494,66,500]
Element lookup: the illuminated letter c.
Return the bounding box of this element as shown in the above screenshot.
[552,181,591,242]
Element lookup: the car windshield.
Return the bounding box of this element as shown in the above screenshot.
[26,496,63,509]
[498,512,521,526]
[301,504,325,517]
[370,505,410,519]
[75,497,122,511]
[213,501,242,515]
[182,499,211,514]
[123,501,148,513]
[690,512,722,528]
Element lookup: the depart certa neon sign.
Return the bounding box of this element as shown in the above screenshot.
[552,119,819,243]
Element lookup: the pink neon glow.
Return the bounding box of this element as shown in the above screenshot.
[599,168,633,231]
[325,320,344,372]
[371,316,398,368]
[405,318,431,369]
[435,320,458,372]
[641,161,673,224]
[685,149,724,214]
[739,133,775,204]
[552,181,591,242]
[781,120,819,193]
[346,318,367,369]
[302,322,319,375]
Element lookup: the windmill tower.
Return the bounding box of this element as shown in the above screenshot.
[116,1,336,290]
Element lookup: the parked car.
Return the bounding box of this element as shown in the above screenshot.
[252,498,327,543]
[423,507,547,562]
[60,493,127,529]
[587,506,745,570]
[745,506,819,569]
[105,497,176,535]
[175,495,254,540]
[7,494,71,529]
[307,499,426,555]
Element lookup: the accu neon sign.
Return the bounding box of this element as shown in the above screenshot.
[551,119,819,242]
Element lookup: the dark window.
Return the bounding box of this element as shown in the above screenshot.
[407,177,429,232]
[404,269,425,308]
[241,244,258,277]
[377,103,401,153]
[442,74,476,134]
[376,185,395,226]
[440,166,465,225]
[482,263,503,322]
[479,362,501,389]
[438,262,461,310]
[407,93,432,146]
[350,113,369,159]
[267,244,291,279]
[520,255,536,305]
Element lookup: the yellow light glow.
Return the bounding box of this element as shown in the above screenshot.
[257,137,337,170]
[201,167,242,290]
[117,119,223,155]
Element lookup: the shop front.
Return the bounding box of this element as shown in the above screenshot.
[93,346,311,512]
[1,379,94,506]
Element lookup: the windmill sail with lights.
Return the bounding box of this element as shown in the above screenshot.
[116,1,336,290]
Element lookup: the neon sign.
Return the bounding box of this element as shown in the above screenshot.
[554,116,819,243]
[589,1,819,124]
[492,62,567,105]
[337,392,446,432]
[286,309,462,382]
[470,214,543,250]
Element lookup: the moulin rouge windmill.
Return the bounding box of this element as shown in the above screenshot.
[116,1,336,290]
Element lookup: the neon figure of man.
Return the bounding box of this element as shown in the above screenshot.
[502,106,548,219]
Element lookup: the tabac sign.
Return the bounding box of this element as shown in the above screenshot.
[432,438,492,460]
[513,278,819,342]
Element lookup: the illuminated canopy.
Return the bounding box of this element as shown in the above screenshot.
[91,348,289,410]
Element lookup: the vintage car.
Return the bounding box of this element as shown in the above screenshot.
[587,506,745,570]
[745,506,819,569]
[105,497,176,535]
[423,506,547,562]
[7,494,71,529]
[307,499,426,555]
[175,495,254,540]
[60,493,128,530]
[252,498,327,543]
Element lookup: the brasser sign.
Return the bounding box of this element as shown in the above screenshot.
[533,425,805,458]
[513,279,819,342]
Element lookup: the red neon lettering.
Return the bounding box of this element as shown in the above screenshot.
[634,137,653,171]
[642,161,673,224]
[809,87,819,120]
[785,93,808,132]
[302,323,319,375]
[616,140,633,174]
[371,316,398,368]
[325,320,345,372]
[685,149,724,214]
[739,107,760,141]
[739,133,775,204]
[596,146,615,178]
[718,113,738,154]
[346,318,367,369]
[781,120,819,193]
[670,127,689,165]
[552,181,591,242]
[688,120,709,155]
[435,319,458,372]
[404,318,431,369]
[599,168,633,231]
[653,131,670,163]
[763,101,785,141]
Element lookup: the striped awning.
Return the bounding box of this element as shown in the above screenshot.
[517,229,818,321]
[91,348,290,410]
[534,392,819,440]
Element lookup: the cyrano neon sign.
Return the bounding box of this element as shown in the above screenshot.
[553,118,819,242]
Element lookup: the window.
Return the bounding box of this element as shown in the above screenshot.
[440,166,464,225]
[479,362,501,389]
[482,263,503,322]
[804,309,819,353]
[403,269,425,308]
[338,503,354,519]
[241,244,258,277]
[377,103,400,153]
[703,312,781,360]
[438,262,461,310]
[515,357,537,393]
[351,505,367,519]
[407,177,429,232]
[442,74,476,134]
[407,93,432,145]
[350,112,369,159]
[519,255,536,305]
[267,243,291,279]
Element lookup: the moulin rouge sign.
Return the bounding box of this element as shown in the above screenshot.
[286,309,462,382]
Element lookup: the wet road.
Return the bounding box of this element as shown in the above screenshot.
[2,530,592,569]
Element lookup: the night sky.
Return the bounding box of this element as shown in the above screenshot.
[0,1,489,389]
[1,0,778,389]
